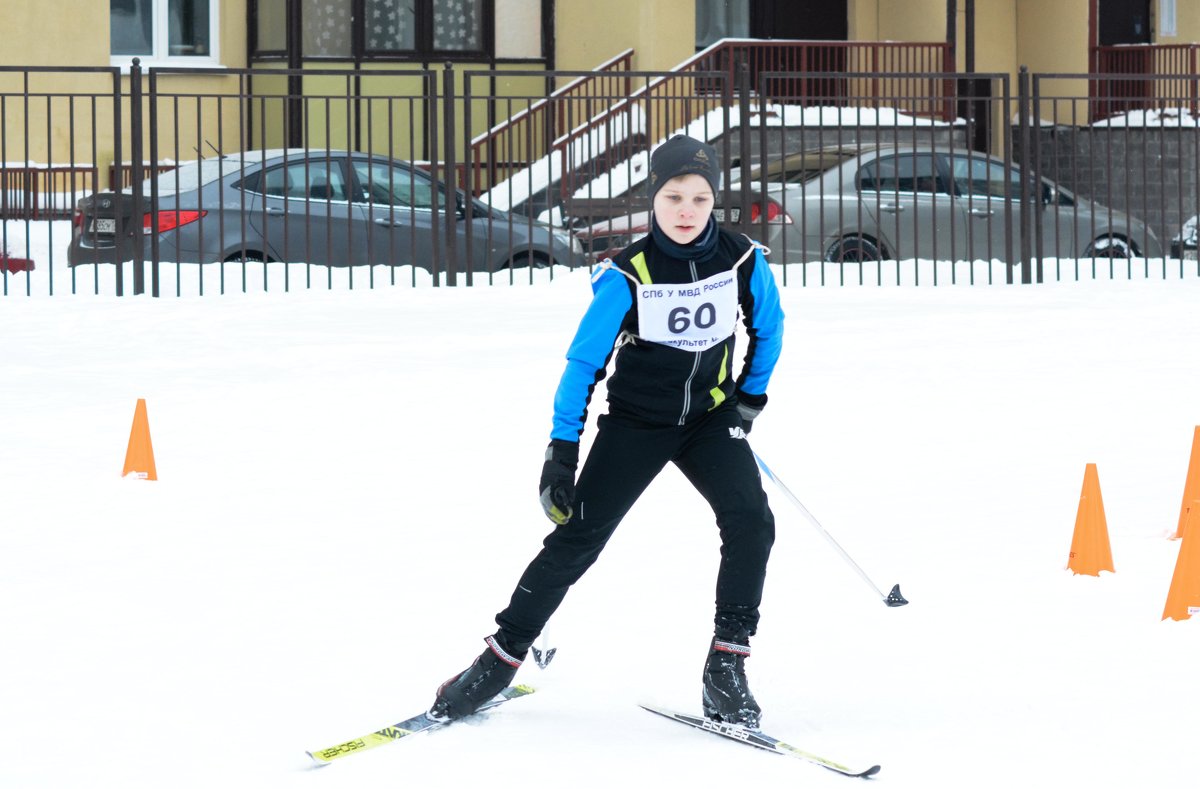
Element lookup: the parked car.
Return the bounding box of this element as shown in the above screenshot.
[1170,215,1197,260]
[68,149,584,272]
[730,144,1163,264]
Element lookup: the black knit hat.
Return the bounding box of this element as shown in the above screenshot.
[648,135,720,200]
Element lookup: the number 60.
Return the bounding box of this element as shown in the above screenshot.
[668,303,717,333]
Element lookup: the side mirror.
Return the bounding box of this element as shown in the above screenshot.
[1041,183,1055,205]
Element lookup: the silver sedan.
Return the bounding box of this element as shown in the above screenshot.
[68,149,583,273]
[735,144,1162,264]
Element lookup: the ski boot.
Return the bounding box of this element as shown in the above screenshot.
[430,634,526,720]
[701,634,761,729]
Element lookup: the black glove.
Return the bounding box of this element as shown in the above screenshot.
[539,439,579,525]
[735,390,768,434]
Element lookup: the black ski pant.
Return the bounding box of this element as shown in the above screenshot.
[495,404,775,651]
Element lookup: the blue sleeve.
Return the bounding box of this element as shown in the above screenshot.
[738,248,784,396]
[550,267,632,441]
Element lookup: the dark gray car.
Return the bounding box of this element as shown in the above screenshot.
[68,149,583,272]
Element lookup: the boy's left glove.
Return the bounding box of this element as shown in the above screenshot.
[539,439,579,525]
[735,390,768,434]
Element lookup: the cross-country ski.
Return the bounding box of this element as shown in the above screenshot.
[307,685,536,765]
[641,704,880,778]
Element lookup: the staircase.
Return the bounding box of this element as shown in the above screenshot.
[475,38,954,222]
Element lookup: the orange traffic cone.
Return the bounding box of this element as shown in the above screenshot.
[1162,505,1200,620]
[122,398,158,480]
[1067,463,1114,575]
[1174,426,1200,539]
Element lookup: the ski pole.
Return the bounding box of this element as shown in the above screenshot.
[753,452,908,608]
[531,627,557,669]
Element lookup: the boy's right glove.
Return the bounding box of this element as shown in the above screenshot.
[735,390,768,434]
[538,439,579,525]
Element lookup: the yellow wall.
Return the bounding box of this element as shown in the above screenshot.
[847,0,877,39]
[554,0,695,73]
[875,0,947,43]
[1014,0,1088,73]
[1,0,109,66]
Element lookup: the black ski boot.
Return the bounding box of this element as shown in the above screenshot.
[701,634,761,729]
[430,634,526,720]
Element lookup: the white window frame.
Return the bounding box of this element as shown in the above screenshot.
[111,0,222,70]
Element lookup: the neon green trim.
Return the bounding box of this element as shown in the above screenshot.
[708,346,729,410]
[630,252,652,284]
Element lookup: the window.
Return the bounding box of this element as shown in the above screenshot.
[695,0,749,50]
[303,0,354,58]
[110,0,218,64]
[858,155,947,195]
[950,156,1020,200]
[364,0,417,52]
[258,161,351,202]
[431,0,482,51]
[255,0,287,53]
[352,161,436,208]
[253,0,495,60]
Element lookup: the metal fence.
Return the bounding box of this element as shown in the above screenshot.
[2,60,1200,297]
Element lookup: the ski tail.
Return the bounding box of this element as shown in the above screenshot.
[640,703,880,778]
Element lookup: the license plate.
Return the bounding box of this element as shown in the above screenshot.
[712,208,741,223]
[90,217,116,234]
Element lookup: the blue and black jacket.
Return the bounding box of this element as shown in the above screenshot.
[550,229,784,442]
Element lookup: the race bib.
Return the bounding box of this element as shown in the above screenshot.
[635,269,738,352]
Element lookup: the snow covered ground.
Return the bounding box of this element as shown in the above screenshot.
[2,226,1199,788]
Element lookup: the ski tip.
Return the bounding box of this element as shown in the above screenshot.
[884,584,908,607]
[638,703,676,720]
[511,683,537,694]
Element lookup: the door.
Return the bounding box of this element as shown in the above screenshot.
[1094,0,1153,117]
[251,157,361,266]
[1098,0,1152,45]
[750,0,846,40]
[947,154,1026,264]
[856,152,966,262]
[749,0,848,103]
[350,159,500,274]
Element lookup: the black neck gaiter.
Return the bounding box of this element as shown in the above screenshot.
[650,214,720,264]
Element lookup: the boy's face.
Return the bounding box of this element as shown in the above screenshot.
[652,174,714,245]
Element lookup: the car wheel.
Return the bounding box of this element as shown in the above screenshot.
[506,251,551,269]
[825,236,883,262]
[223,251,267,263]
[1083,235,1135,259]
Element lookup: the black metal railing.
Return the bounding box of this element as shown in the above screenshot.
[3,58,1200,297]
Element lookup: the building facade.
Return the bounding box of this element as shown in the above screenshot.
[2,1,1199,186]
